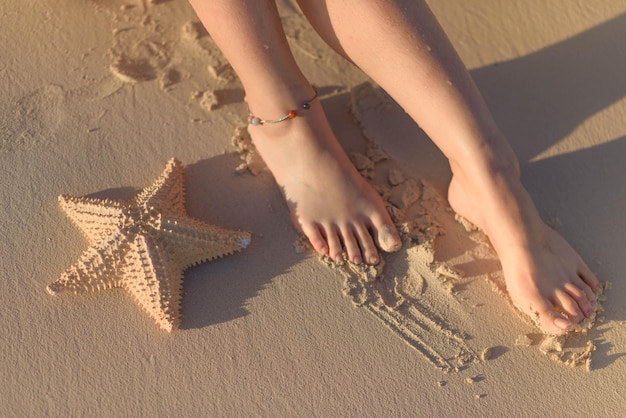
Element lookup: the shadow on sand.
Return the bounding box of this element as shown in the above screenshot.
[470,13,626,161]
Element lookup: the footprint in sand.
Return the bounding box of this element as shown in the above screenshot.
[109,26,171,83]
[0,85,66,152]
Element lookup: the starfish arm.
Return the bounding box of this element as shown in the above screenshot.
[157,215,251,269]
[47,231,127,295]
[135,159,186,217]
[59,195,126,244]
[120,233,183,332]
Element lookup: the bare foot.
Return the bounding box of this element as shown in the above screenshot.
[447,159,601,335]
[247,88,401,265]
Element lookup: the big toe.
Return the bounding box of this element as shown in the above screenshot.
[375,224,402,253]
[524,299,573,335]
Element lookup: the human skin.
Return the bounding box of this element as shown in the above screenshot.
[188,0,601,334]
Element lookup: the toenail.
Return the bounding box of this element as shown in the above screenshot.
[352,255,362,265]
[587,308,596,317]
[553,317,572,331]
[369,256,379,265]
[377,226,397,249]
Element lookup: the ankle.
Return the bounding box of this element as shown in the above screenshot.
[449,132,521,185]
[245,83,317,119]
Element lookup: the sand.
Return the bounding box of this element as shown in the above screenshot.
[2,0,626,415]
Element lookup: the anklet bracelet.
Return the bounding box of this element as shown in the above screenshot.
[248,88,318,126]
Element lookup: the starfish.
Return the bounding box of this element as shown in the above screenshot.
[47,158,251,332]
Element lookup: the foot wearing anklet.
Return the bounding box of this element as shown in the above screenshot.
[248,87,318,126]
[245,89,401,265]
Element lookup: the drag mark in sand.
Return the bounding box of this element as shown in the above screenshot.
[325,178,479,373]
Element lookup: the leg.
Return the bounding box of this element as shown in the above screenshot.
[297,0,601,334]
[188,0,401,265]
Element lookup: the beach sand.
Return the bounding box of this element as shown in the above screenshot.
[2,0,625,415]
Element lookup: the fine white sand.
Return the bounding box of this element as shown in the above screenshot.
[2,0,626,415]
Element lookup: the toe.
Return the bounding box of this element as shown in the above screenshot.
[550,316,573,335]
[301,223,328,256]
[578,262,602,294]
[324,225,344,262]
[371,217,402,253]
[523,298,572,335]
[565,281,596,319]
[554,289,585,324]
[340,225,362,265]
[354,224,379,265]
[581,281,598,312]
[541,310,573,335]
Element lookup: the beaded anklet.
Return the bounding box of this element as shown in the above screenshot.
[248,88,318,126]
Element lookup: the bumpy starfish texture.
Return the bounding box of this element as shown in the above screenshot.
[47,158,251,332]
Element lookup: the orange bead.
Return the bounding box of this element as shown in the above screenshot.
[288,110,297,119]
